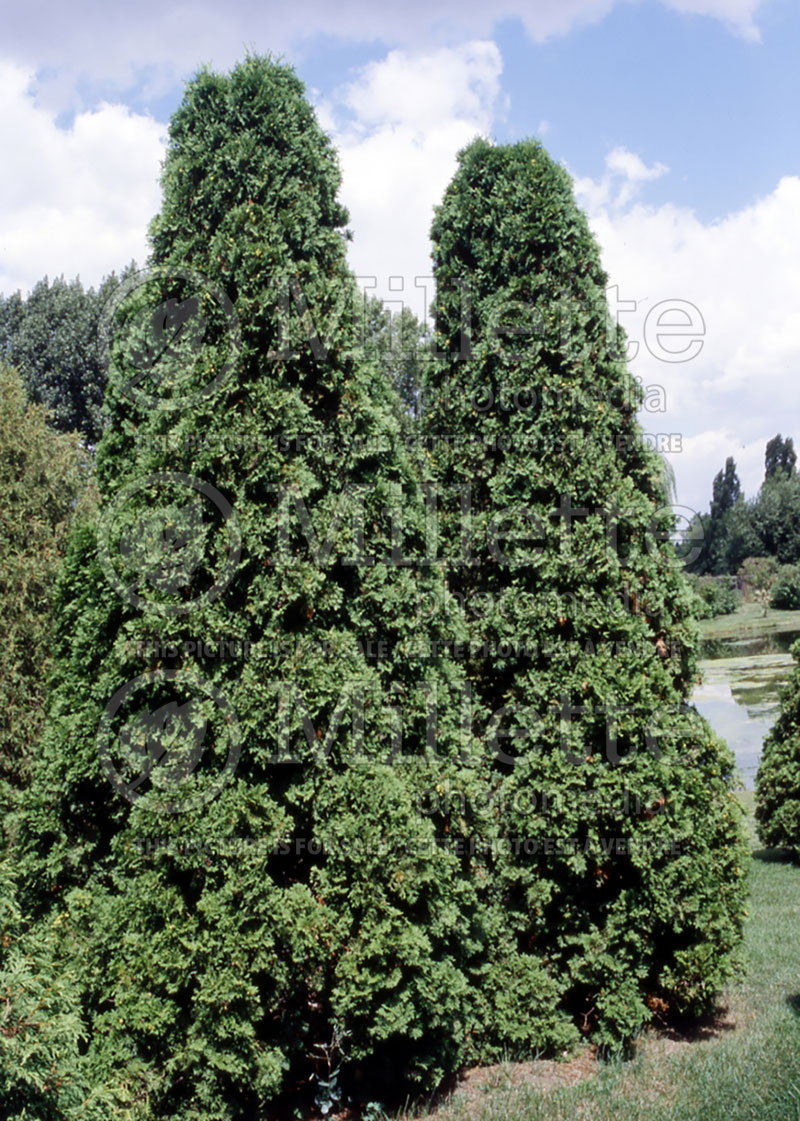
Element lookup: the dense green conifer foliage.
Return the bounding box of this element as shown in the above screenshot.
[420,138,748,1049]
[2,72,752,1118]
[0,366,95,1112]
[756,638,800,855]
[8,58,481,1117]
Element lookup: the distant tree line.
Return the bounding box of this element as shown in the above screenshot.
[683,434,800,613]
[687,434,799,575]
[0,269,427,449]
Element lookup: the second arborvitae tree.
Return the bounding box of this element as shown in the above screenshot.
[422,138,749,1052]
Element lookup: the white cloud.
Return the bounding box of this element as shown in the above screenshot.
[574,146,669,210]
[0,0,769,109]
[495,0,764,43]
[605,147,669,184]
[337,42,503,132]
[665,0,764,41]
[0,61,165,295]
[323,42,505,317]
[574,160,800,510]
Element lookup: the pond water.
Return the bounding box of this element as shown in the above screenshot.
[691,628,800,789]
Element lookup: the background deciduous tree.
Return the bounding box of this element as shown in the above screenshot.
[0,364,94,789]
[0,269,134,445]
[764,433,796,481]
[686,439,800,574]
[0,364,96,1114]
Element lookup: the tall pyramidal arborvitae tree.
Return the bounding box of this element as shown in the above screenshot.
[421,138,749,1051]
[8,59,488,1117]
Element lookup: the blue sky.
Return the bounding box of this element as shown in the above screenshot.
[1,0,798,515]
[494,6,800,219]
[299,3,800,223]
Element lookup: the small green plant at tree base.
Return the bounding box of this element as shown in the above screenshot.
[313,1024,350,1116]
[755,637,800,856]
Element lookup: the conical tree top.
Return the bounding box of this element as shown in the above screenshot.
[99,56,372,466]
[431,138,619,386]
[425,137,694,696]
[150,56,349,271]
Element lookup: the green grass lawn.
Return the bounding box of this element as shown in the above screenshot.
[399,792,800,1121]
[698,603,800,643]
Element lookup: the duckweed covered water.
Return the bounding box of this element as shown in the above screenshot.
[692,628,800,788]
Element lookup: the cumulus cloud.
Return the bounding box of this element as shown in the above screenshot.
[574,146,669,210]
[0,0,770,108]
[574,158,800,509]
[507,0,765,43]
[665,0,764,41]
[322,42,505,316]
[0,61,165,296]
[335,42,503,132]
